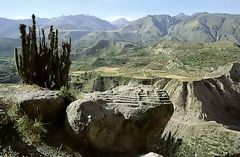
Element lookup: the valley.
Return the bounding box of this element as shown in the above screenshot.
[1,11,240,157]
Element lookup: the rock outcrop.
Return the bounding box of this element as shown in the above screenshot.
[66,85,173,155]
[0,85,81,156]
[0,85,66,123]
[165,62,240,127]
[161,62,240,156]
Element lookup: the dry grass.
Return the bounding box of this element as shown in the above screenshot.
[71,66,201,82]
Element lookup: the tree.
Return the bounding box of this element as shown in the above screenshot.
[15,14,71,89]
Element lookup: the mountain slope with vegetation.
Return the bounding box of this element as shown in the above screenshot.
[1,12,240,157]
[122,15,179,40]
[1,13,240,45]
[71,40,240,75]
[46,15,116,30]
[167,13,240,43]
[0,38,20,57]
[0,15,117,39]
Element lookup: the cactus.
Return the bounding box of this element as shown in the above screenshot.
[15,14,71,89]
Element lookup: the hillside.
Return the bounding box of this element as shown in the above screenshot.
[67,60,240,156]
[46,15,116,30]
[0,18,33,38]
[122,15,179,40]
[72,13,240,45]
[111,18,130,28]
[161,62,240,156]
[0,57,18,83]
[0,15,117,39]
[1,13,240,45]
[1,25,240,157]
[1,39,240,83]
[71,40,240,75]
[77,14,179,44]
[75,31,140,48]
[0,38,20,57]
[167,13,240,43]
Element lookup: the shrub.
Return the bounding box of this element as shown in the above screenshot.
[0,146,19,157]
[7,104,47,145]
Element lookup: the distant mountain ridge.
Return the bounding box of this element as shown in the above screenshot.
[121,15,179,41]
[0,38,20,57]
[167,12,240,43]
[111,18,130,28]
[46,15,116,30]
[0,15,117,38]
[78,12,240,45]
[1,12,240,45]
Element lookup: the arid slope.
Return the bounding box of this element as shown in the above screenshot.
[161,62,240,156]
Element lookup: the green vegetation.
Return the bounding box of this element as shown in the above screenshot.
[0,146,19,157]
[0,57,17,83]
[15,14,71,89]
[176,125,240,157]
[15,116,47,145]
[174,42,240,69]
[59,86,74,98]
[71,40,240,79]
[0,38,20,57]
[149,132,182,157]
[1,12,240,156]
[1,39,240,84]
[7,103,47,145]
[0,57,15,75]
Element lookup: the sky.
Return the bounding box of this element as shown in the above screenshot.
[0,0,239,21]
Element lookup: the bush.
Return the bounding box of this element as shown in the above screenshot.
[0,146,19,157]
[59,86,73,97]
[7,104,47,145]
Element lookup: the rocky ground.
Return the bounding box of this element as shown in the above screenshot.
[161,62,240,156]
[0,84,171,157]
[0,62,240,157]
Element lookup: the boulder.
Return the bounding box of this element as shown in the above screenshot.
[0,85,66,123]
[66,85,173,154]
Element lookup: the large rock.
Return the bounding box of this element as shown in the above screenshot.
[66,85,173,154]
[0,85,66,123]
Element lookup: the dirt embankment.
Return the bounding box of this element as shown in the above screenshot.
[164,62,240,128]
[161,62,240,156]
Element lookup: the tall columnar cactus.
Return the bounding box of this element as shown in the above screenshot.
[15,14,71,89]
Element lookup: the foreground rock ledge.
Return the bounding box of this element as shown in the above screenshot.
[0,85,66,123]
[66,85,173,154]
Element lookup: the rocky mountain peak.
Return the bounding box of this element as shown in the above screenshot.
[111,18,130,28]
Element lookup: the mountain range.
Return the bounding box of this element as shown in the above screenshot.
[0,15,117,38]
[111,18,130,28]
[1,12,240,57]
[80,12,240,44]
